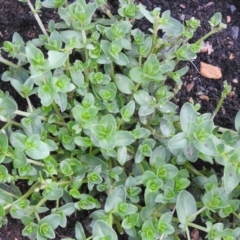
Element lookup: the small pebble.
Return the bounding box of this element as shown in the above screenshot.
[231,26,239,39]
[226,16,231,23]
[229,5,237,12]
[232,79,238,83]
[228,91,235,98]
[180,14,185,21]
[229,53,235,60]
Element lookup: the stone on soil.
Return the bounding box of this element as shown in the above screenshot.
[200,62,222,79]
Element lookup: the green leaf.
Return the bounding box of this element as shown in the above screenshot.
[54,92,68,112]
[138,4,154,23]
[157,164,178,179]
[129,67,145,83]
[13,149,27,168]
[70,67,84,87]
[74,194,100,210]
[183,143,199,162]
[0,133,8,163]
[0,165,8,182]
[74,136,92,148]
[46,51,68,70]
[92,220,118,240]
[75,222,86,240]
[176,190,197,225]
[81,155,108,171]
[38,84,55,106]
[224,161,240,193]
[21,115,42,137]
[159,11,184,36]
[122,213,139,229]
[176,45,196,61]
[116,131,135,146]
[25,135,50,160]
[10,132,27,150]
[72,105,98,123]
[134,90,151,105]
[117,146,128,165]
[42,182,63,200]
[105,185,126,213]
[45,30,62,51]
[168,132,187,155]
[22,222,38,237]
[26,44,45,68]
[235,110,240,133]
[42,0,66,8]
[141,220,155,240]
[121,100,135,121]
[209,12,222,27]
[193,137,217,156]
[0,94,18,118]
[39,214,60,230]
[160,117,175,137]
[115,74,134,94]
[0,202,5,217]
[132,127,151,139]
[193,120,213,142]
[180,102,198,134]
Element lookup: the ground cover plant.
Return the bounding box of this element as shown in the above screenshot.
[0,0,239,239]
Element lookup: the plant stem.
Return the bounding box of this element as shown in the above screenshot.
[187,222,208,233]
[115,218,124,234]
[26,97,33,112]
[107,213,113,226]
[27,158,45,167]
[149,18,159,55]
[211,81,231,121]
[186,226,191,240]
[21,181,41,200]
[196,26,223,45]
[13,110,67,126]
[187,206,206,221]
[110,62,115,79]
[1,121,15,130]
[0,188,19,199]
[0,55,19,68]
[52,102,65,122]
[233,211,240,220]
[81,30,89,62]
[27,0,49,38]
[133,83,141,93]
[218,127,237,135]
[185,162,205,176]
[57,180,72,187]
[139,55,142,67]
[101,4,114,19]
[34,211,41,222]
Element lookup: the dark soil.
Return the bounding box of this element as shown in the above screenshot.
[0,0,240,239]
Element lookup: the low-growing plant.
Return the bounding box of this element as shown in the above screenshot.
[0,0,239,239]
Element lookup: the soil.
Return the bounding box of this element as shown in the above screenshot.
[0,0,240,239]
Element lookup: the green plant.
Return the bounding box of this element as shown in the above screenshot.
[0,0,239,239]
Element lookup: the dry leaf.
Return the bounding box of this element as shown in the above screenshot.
[199,95,209,101]
[186,82,194,92]
[200,41,214,55]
